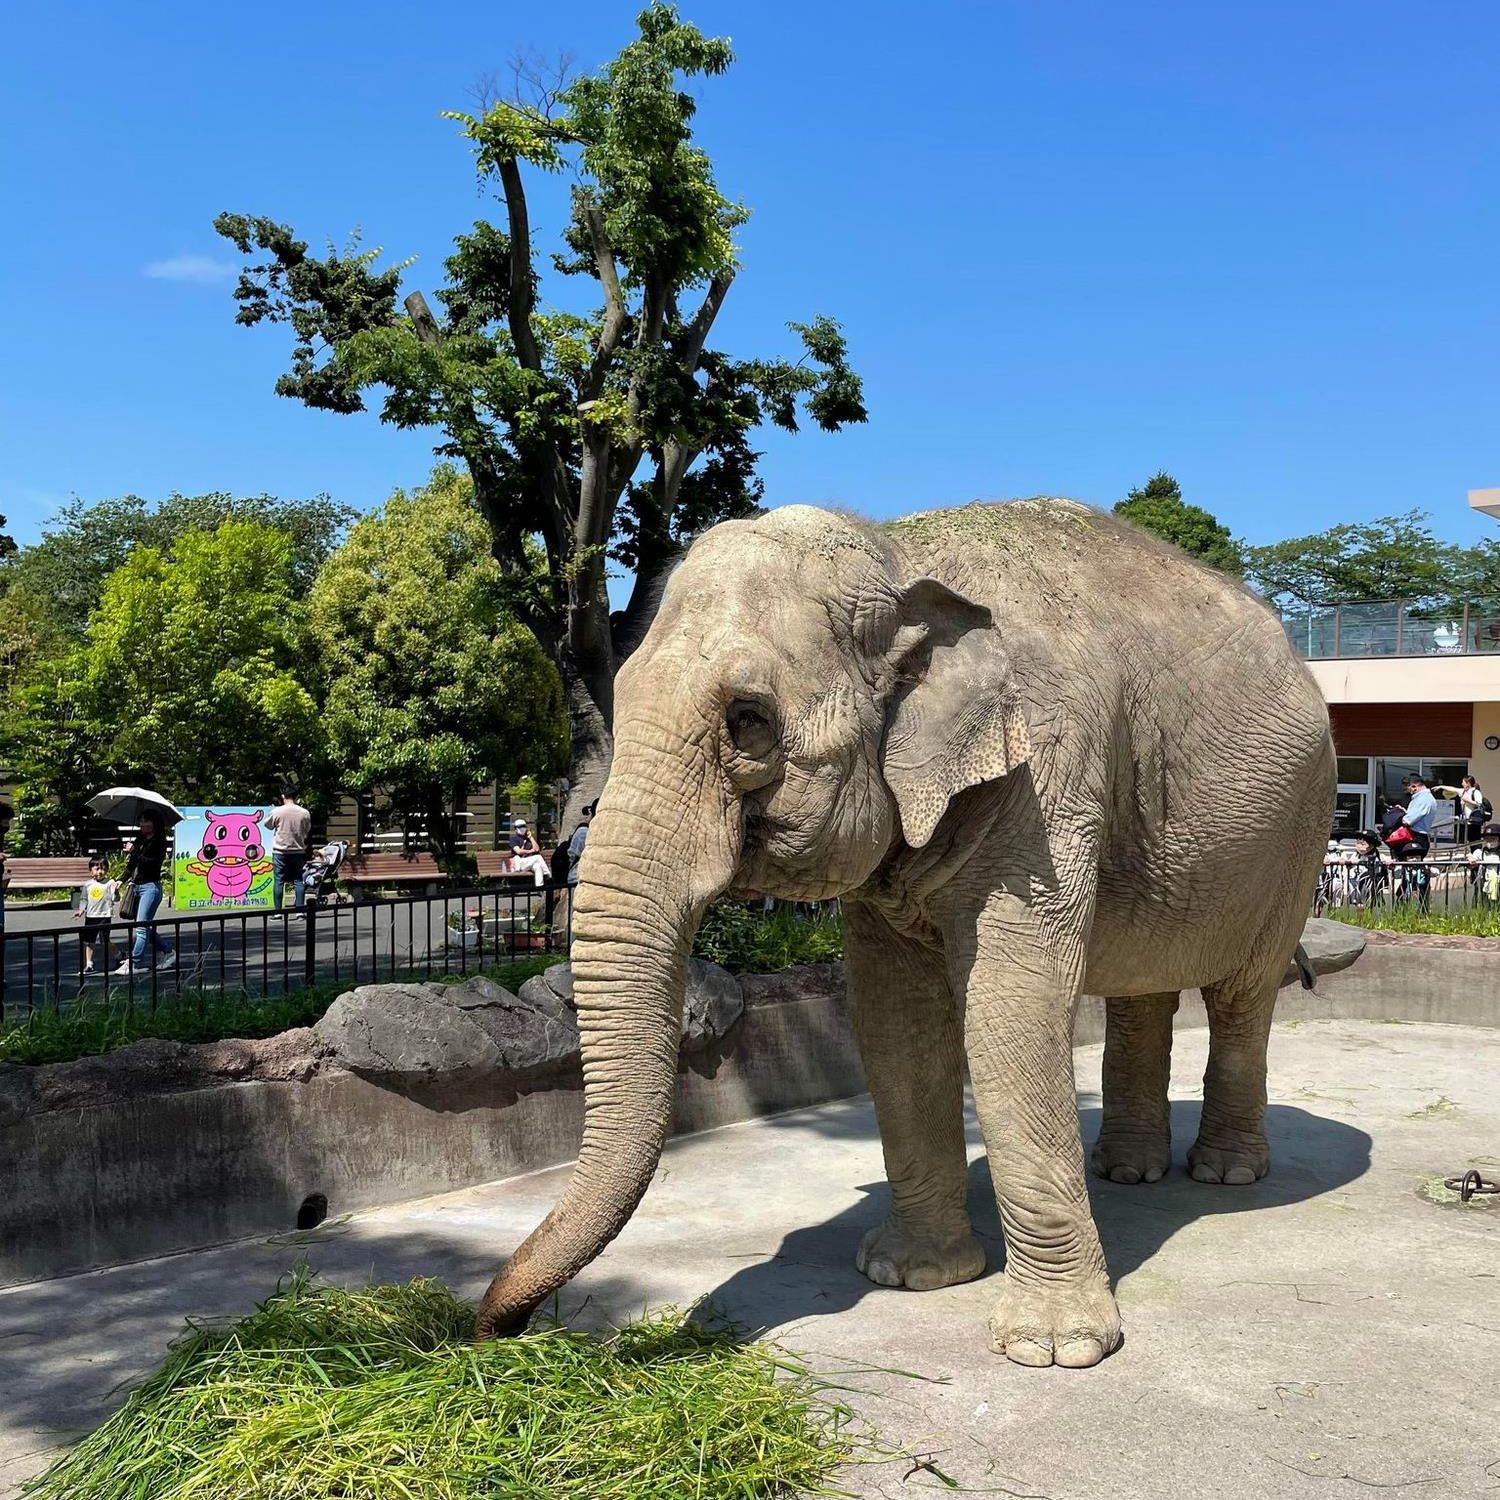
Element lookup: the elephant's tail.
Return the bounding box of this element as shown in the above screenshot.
[1293,943,1317,991]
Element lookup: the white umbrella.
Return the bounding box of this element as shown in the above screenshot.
[86,787,183,827]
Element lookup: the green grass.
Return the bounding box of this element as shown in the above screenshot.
[1325,904,1500,937]
[25,1271,862,1500]
[694,903,844,973]
[0,956,557,1067]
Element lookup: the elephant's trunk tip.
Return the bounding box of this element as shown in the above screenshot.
[473,1274,538,1343]
[1294,942,1317,991]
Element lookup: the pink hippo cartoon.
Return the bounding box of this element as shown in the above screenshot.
[185,810,273,904]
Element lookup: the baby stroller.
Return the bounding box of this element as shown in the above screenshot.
[303,839,349,907]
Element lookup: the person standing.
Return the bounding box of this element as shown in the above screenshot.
[565,802,594,889]
[115,812,174,973]
[266,786,313,915]
[1400,772,1437,856]
[73,856,119,974]
[1458,776,1487,847]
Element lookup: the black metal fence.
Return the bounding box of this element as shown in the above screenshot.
[1,885,568,1023]
[1314,851,1500,916]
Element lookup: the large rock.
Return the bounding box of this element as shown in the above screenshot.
[313,959,744,1084]
[315,978,578,1082]
[524,958,744,1053]
[681,958,744,1052]
[1284,917,1368,986]
[455,975,579,1074]
[18,1030,328,1117]
[1300,917,1367,973]
[0,1065,34,1128]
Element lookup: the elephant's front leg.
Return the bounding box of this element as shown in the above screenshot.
[959,905,1121,1368]
[844,899,986,1292]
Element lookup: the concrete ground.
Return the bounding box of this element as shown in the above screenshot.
[2,1018,1496,1498]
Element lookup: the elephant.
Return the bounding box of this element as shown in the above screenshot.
[476,498,1334,1368]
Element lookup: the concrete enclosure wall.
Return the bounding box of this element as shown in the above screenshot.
[1,939,1491,1288]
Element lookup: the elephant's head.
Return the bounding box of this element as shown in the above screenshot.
[475,505,1030,1337]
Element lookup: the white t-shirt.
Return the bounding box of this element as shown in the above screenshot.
[77,877,118,919]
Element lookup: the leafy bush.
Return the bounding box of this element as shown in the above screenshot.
[694,901,843,973]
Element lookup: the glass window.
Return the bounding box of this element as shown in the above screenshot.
[1336,757,1370,786]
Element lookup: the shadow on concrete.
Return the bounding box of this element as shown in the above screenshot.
[691,1099,1372,1335]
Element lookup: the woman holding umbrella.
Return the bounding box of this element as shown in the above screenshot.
[88,790,181,975]
[114,811,174,974]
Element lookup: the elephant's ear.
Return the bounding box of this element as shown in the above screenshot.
[879,577,1032,849]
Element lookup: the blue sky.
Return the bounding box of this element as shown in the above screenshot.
[3,1,1497,555]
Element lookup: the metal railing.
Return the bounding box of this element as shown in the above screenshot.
[1,885,570,1024]
[1279,600,1500,660]
[1314,850,1500,915]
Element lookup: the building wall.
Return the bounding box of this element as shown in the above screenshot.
[1326,703,1473,757]
[1306,653,1500,705]
[1473,702,1500,798]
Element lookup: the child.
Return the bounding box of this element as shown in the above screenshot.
[1469,822,1500,905]
[73,856,118,975]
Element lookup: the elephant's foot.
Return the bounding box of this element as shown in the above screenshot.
[856,1217,986,1291]
[1187,1130,1268,1185]
[1090,1131,1171,1185]
[987,1273,1121,1369]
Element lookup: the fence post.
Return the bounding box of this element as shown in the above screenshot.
[543,884,556,950]
[303,903,317,990]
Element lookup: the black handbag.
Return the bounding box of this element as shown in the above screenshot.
[119,881,139,921]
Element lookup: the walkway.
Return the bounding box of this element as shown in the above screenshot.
[2,1020,1496,1498]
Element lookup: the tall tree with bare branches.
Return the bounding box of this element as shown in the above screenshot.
[214,4,865,814]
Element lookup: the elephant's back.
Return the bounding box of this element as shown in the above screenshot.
[890,498,1333,988]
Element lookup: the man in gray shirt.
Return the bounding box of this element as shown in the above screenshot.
[266,786,313,914]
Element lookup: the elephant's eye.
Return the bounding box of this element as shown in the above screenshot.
[727,698,777,759]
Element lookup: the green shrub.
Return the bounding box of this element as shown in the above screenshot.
[694,901,843,973]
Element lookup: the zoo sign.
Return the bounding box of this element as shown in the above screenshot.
[174,806,275,909]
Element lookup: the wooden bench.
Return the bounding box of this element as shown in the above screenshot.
[341,852,447,900]
[474,850,550,884]
[3,856,93,892]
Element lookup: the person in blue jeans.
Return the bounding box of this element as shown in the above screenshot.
[114,812,175,973]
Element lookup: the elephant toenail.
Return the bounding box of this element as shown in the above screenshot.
[1056,1337,1104,1368]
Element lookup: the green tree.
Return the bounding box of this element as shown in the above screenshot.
[1242,509,1464,609]
[306,468,566,855]
[0,512,14,564]
[2,491,356,636]
[74,520,325,800]
[214,4,866,817]
[1113,472,1244,575]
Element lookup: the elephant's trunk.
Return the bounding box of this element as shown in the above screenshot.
[474,762,731,1339]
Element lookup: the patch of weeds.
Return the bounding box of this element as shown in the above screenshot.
[1419,1176,1495,1210]
[26,1269,867,1500]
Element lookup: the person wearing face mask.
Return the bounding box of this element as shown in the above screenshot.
[507,818,550,887]
[1468,821,1500,905]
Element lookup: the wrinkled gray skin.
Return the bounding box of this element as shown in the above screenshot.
[477,500,1334,1367]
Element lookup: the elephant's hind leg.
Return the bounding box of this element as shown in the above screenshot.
[1092,992,1178,1184]
[844,899,986,1292]
[1190,971,1277,1185]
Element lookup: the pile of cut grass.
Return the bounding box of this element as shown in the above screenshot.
[28,1270,862,1500]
